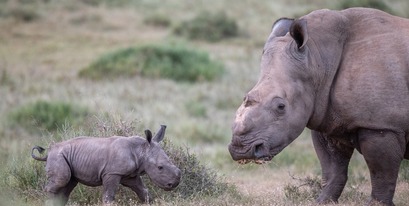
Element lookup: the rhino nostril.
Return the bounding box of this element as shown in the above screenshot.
[254,143,264,158]
[167,183,173,188]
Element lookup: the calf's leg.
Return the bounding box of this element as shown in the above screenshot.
[121,176,151,203]
[44,155,72,206]
[60,180,78,205]
[102,175,121,204]
[358,129,404,206]
[312,131,354,203]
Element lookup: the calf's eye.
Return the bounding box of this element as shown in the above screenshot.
[158,166,163,170]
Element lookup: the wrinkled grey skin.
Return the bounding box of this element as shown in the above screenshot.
[228,8,409,206]
[32,125,181,206]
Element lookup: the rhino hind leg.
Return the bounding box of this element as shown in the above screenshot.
[311,131,354,204]
[45,180,77,206]
[121,176,151,203]
[61,180,78,204]
[44,154,73,206]
[358,129,404,206]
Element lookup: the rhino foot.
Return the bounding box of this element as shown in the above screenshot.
[366,197,394,206]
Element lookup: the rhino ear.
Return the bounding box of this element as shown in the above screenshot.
[153,125,167,143]
[145,130,153,143]
[272,18,294,37]
[290,19,308,49]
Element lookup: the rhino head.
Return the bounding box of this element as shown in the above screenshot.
[228,12,347,163]
[143,125,181,191]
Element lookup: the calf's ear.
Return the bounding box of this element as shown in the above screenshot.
[153,125,167,143]
[290,18,308,49]
[145,130,153,143]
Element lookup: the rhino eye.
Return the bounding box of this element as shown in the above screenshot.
[271,98,286,115]
[158,166,163,170]
[278,103,285,110]
[276,103,286,115]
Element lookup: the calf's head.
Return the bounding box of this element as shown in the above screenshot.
[228,18,316,164]
[144,125,181,191]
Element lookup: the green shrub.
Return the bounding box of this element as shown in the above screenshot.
[79,44,224,82]
[9,100,89,132]
[174,11,239,42]
[6,6,40,22]
[2,117,232,205]
[144,13,171,27]
[338,0,395,14]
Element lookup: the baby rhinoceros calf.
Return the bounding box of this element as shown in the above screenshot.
[31,125,181,206]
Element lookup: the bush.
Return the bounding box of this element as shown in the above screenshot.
[2,117,232,205]
[144,13,172,27]
[79,44,224,82]
[174,11,239,42]
[5,6,41,22]
[338,0,395,14]
[9,100,89,132]
[144,141,230,200]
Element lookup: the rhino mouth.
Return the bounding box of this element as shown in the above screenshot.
[228,139,275,164]
[237,156,273,165]
[152,180,180,191]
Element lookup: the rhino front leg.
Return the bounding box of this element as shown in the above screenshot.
[102,175,121,204]
[312,131,354,204]
[121,175,151,203]
[358,129,404,206]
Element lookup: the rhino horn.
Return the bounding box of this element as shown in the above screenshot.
[153,125,167,143]
[272,18,294,37]
[145,129,153,143]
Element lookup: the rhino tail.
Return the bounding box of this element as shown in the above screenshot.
[31,146,48,161]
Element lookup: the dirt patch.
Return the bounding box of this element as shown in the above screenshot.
[227,166,290,202]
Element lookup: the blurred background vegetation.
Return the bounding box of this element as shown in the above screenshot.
[1,0,409,205]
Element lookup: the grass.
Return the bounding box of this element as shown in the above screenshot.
[1,0,409,205]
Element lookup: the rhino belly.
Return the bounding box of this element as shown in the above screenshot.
[72,166,103,186]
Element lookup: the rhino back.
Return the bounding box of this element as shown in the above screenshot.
[53,136,146,186]
[327,8,409,132]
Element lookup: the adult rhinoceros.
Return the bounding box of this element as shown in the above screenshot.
[228,8,409,206]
